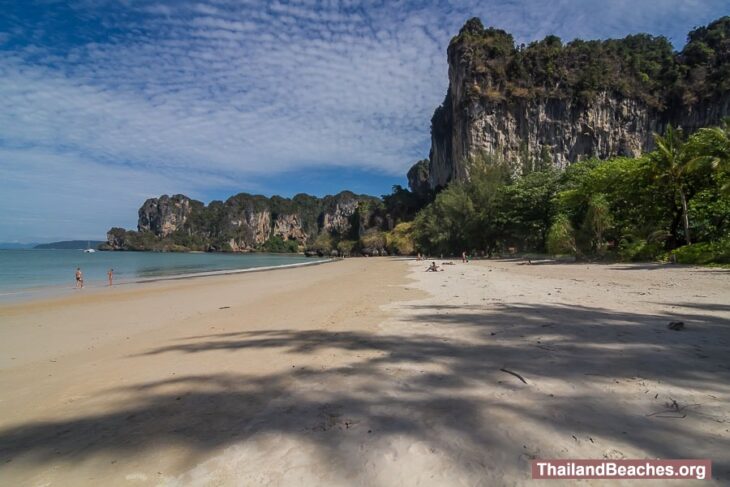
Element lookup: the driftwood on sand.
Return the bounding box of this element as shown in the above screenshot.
[500,368,528,384]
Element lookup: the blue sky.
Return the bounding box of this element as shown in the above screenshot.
[1,0,727,242]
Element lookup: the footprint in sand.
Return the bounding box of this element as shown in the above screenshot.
[603,448,626,460]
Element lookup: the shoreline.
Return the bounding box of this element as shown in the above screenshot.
[0,256,337,305]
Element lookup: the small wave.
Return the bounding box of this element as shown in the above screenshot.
[127,258,336,284]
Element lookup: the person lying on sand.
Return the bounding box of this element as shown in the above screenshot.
[426,262,442,272]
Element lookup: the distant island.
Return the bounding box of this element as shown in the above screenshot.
[0,242,38,250]
[34,240,106,250]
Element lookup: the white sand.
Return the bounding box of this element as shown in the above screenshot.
[0,258,728,486]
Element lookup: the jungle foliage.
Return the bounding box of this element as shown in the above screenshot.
[411,121,730,263]
[450,16,730,109]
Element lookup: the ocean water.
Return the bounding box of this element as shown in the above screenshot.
[0,250,325,298]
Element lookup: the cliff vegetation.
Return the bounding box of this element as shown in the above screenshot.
[450,16,729,108]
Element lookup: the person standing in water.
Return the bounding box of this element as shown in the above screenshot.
[107,268,114,287]
[75,267,84,289]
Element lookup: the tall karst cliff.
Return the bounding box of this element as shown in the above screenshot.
[106,191,385,254]
[420,16,730,189]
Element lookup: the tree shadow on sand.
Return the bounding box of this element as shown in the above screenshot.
[1,302,729,482]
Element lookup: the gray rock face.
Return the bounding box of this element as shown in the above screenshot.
[226,208,271,250]
[427,20,730,189]
[105,228,127,250]
[273,214,308,242]
[138,194,197,237]
[321,196,359,235]
[457,94,655,169]
[407,159,430,195]
[223,211,310,250]
[430,88,729,190]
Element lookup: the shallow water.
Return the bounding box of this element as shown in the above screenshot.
[0,249,324,297]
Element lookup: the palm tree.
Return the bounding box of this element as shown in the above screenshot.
[650,126,693,244]
[583,194,612,253]
[687,118,730,194]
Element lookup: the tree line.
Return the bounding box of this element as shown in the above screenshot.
[405,120,729,264]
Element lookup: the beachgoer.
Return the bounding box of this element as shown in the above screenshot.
[426,261,440,272]
[108,268,114,286]
[462,251,467,263]
[75,267,84,289]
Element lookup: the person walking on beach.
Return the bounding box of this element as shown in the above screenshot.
[108,268,114,287]
[75,267,84,289]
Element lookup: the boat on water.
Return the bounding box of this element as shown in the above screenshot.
[83,241,96,253]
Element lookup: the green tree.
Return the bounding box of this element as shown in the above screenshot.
[382,185,430,224]
[385,222,416,255]
[463,153,511,253]
[426,183,475,252]
[308,232,335,255]
[500,169,559,251]
[650,126,694,244]
[582,194,612,253]
[547,214,577,255]
[556,156,673,257]
[687,118,730,194]
[336,240,357,257]
[412,153,506,255]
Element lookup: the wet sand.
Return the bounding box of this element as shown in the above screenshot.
[0,258,728,485]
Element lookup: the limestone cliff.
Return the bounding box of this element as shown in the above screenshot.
[320,193,361,235]
[138,194,201,237]
[427,17,730,188]
[105,191,382,253]
[406,159,430,196]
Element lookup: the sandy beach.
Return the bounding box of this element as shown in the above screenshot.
[1,258,729,485]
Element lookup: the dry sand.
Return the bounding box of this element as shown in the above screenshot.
[0,257,728,486]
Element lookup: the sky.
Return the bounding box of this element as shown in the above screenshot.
[1,0,727,242]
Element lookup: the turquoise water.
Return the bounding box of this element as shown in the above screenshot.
[0,250,325,297]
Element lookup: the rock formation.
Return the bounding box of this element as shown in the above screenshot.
[406,159,430,196]
[105,191,382,252]
[427,17,730,189]
[320,193,360,235]
[138,194,199,237]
